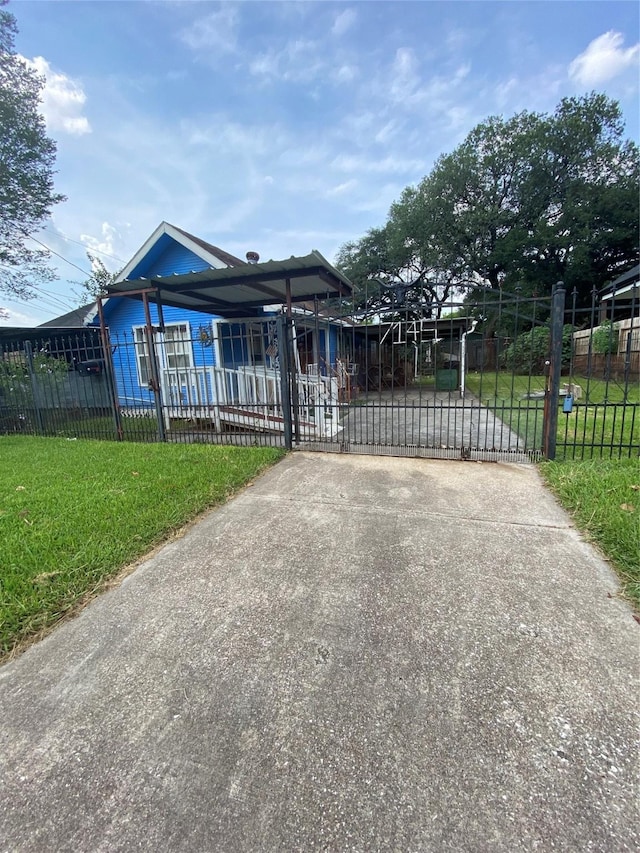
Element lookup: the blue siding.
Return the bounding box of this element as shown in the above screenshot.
[104,297,221,409]
[88,227,347,409]
[127,233,214,280]
[146,243,212,277]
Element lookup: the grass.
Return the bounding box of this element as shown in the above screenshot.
[0,436,285,657]
[465,372,638,405]
[464,372,639,459]
[540,457,640,611]
[2,409,160,442]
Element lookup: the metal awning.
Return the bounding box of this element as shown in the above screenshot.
[106,250,352,317]
[600,281,639,301]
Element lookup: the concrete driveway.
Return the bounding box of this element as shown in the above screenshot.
[0,452,638,851]
[340,389,527,455]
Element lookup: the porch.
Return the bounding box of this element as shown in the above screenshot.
[158,362,341,439]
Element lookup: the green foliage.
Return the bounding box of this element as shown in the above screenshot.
[592,320,619,355]
[0,2,65,299]
[0,437,285,656]
[500,324,574,372]
[0,348,69,401]
[335,218,456,320]
[75,252,121,304]
[465,371,639,462]
[337,94,639,317]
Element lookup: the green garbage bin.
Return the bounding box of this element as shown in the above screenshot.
[435,367,458,391]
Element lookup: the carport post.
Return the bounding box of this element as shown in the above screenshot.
[142,291,166,442]
[286,277,301,443]
[277,313,293,450]
[543,280,565,460]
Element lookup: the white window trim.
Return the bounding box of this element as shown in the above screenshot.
[132,322,194,387]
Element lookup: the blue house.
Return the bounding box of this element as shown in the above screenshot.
[93,222,354,437]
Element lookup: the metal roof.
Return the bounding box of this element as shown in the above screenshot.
[107,250,352,317]
[600,263,640,298]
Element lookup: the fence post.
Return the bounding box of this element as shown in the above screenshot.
[97,297,124,441]
[24,341,44,435]
[142,291,166,442]
[277,314,293,450]
[543,280,566,460]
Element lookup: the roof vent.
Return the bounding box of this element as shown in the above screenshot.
[246,251,260,265]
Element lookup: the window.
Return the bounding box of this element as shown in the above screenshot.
[246,324,266,365]
[163,324,193,369]
[133,327,151,387]
[133,323,193,386]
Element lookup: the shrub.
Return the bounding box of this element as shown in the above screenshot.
[501,324,574,373]
[591,320,619,355]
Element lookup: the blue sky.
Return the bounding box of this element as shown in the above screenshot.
[3,0,639,325]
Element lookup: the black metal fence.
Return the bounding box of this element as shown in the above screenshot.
[1,284,638,461]
[554,285,639,460]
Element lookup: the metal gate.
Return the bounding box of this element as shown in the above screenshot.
[287,286,560,462]
[2,282,637,460]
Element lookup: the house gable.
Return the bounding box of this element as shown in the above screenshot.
[137,236,212,278]
[116,221,243,283]
[97,222,246,326]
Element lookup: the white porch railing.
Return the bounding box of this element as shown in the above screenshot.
[159,364,340,438]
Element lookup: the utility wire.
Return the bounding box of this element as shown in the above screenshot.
[12,287,75,314]
[29,236,92,277]
[30,284,77,311]
[43,226,127,265]
[0,264,79,314]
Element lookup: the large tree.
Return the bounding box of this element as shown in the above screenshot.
[334,221,457,320]
[0,2,64,300]
[338,94,639,316]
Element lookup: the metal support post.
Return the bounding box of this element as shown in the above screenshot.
[277,313,293,450]
[97,296,124,441]
[543,280,566,460]
[142,291,166,442]
[24,341,44,435]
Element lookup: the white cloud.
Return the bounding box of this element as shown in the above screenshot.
[80,222,123,271]
[180,6,238,53]
[382,48,471,113]
[333,64,357,83]
[0,306,42,326]
[249,39,323,83]
[332,9,357,38]
[331,153,425,175]
[389,47,422,103]
[184,116,289,162]
[21,56,90,135]
[325,179,358,197]
[569,31,640,86]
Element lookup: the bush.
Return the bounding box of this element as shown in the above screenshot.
[501,324,574,373]
[591,320,619,355]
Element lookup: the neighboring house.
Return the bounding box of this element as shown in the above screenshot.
[599,264,639,323]
[572,264,640,377]
[39,303,98,329]
[92,222,353,437]
[0,319,107,424]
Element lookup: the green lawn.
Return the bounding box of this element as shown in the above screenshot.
[1,409,160,441]
[540,458,640,611]
[465,372,639,459]
[0,436,285,657]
